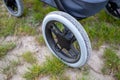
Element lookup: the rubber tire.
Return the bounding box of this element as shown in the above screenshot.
[3,0,24,17]
[42,11,92,68]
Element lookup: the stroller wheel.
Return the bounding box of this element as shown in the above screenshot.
[42,11,92,68]
[3,0,23,17]
[105,2,120,19]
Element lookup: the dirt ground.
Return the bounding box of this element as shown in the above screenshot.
[0,36,115,80]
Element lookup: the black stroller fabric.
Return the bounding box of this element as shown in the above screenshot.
[42,0,109,19]
[41,0,57,7]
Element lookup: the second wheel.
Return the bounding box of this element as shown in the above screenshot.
[3,0,24,17]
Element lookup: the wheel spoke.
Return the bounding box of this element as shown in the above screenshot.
[115,9,120,17]
[70,36,76,43]
[63,27,69,35]
[68,49,78,58]
[51,23,62,36]
[68,45,80,58]
[62,26,76,41]
[54,43,62,52]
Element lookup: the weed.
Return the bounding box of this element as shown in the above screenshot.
[0,42,16,59]
[115,72,120,80]
[23,64,41,80]
[50,75,70,80]
[0,18,16,37]
[36,35,45,46]
[24,56,66,80]
[22,51,37,64]
[42,57,66,75]
[81,77,88,80]
[102,48,120,80]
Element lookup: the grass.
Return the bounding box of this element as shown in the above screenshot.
[81,11,120,49]
[22,51,37,64]
[36,35,45,46]
[0,42,16,59]
[50,75,70,80]
[24,0,56,22]
[0,18,16,37]
[23,64,41,80]
[16,25,37,36]
[24,56,67,80]
[2,60,20,79]
[102,48,120,80]
[77,76,88,80]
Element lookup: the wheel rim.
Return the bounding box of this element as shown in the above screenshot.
[106,2,120,18]
[45,21,81,63]
[4,0,18,13]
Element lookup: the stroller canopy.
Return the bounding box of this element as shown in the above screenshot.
[42,0,108,19]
